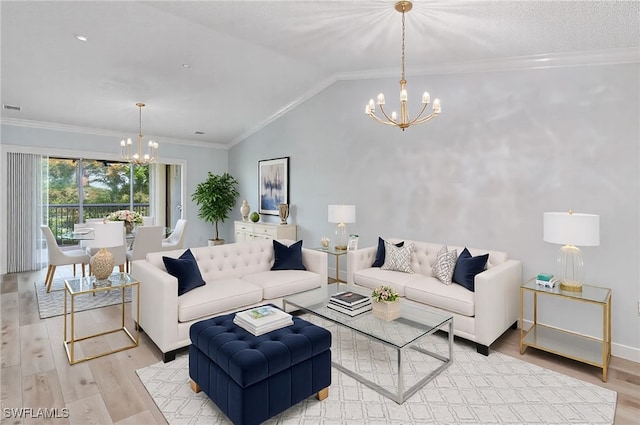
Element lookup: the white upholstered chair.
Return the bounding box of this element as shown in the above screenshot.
[126,225,162,272]
[142,216,154,226]
[85,221,127,274]
[162,219,187,251]
[40,225,91,292]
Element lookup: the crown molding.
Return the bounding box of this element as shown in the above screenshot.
[0,117,228,150]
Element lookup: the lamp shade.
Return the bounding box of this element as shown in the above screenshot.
[543,212,600,247]
[84,221,125,248]
[328,205,356,224]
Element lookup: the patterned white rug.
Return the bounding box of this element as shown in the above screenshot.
[136,320,617,425]
[34,279,131,319]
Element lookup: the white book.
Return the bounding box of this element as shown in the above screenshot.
[235,305,292,328]
[234,315,293,333]
[233,317,293,336]
[327,302,372,317]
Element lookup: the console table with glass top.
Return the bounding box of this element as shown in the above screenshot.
[284,285,453,404]
[311,248,347,284]
[63,272,140,364]
[519,278,611,381]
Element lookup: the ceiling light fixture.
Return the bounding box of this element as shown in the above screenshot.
[120,103,158,165]
[74,34,88,42]
[365,1,441,131]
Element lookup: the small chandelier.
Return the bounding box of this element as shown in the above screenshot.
[120,103,159,164]
[365,1,441,131]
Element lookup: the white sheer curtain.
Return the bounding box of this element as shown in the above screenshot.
[7,152,47,273]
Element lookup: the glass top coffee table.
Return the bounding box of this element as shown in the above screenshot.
[284,285,453,404]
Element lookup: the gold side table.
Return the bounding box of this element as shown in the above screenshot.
[519,278,612,381]
[312,247,347,284]
[63,272,140,364]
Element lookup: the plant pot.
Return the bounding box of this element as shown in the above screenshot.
[372,300,401,321]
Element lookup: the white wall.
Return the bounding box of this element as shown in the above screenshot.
[0,124,229,274]
[229,61,640,360]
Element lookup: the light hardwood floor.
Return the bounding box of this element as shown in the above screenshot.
[1,268,639,424]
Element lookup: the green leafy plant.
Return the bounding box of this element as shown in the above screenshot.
[192,172,239,241]
[372,285,399,303]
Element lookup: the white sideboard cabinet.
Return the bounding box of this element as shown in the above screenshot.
[234,221,297,242]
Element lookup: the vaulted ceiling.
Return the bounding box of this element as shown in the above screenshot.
[2,1,638,147]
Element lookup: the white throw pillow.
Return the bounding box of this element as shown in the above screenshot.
[381,241,414,273]
[432,245,458,285]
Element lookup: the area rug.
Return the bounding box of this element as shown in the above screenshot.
[136,320,617,425]
[34,279,131,319]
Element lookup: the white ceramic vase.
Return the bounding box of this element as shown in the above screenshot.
[240,200,250,221]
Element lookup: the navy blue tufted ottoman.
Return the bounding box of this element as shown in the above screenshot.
[189,308,332,425]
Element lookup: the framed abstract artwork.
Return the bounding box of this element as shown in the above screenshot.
[258,156,289,215]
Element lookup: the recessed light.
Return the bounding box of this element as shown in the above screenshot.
[3,104,21,111]
[182,63,191,68]
[194,131,205,135]
[75,34,88,42]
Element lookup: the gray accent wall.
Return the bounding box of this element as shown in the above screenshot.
[229,63,640,358]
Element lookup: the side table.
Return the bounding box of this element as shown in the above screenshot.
[519,278,611,381]
[63,272,140,364]
[312,248,347,284]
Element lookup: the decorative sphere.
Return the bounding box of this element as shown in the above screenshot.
[250,212,260,222]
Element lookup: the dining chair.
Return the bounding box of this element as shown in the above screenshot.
[142,216,154,226]
[40,225,91,292]
[126,225,162,272]
[162,219,187,251]
[85,221,127,274]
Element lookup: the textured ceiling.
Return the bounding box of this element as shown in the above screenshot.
[1,1,638,147]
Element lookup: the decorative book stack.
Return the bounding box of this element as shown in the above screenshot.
[536,273,558,288]
[327,291,372,316]
[234,305,293,336]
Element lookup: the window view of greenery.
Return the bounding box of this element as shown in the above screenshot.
[47,157,150,242]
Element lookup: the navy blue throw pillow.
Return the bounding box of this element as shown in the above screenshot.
[372,237,404,267]
[452,247,489,292]
[163,249,206,296]
[271,240,306,271]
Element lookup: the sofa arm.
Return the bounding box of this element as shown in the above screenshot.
[131,259,179,354]
[474,259,523,346]
[347,245,377,286]
[301,248,328,287]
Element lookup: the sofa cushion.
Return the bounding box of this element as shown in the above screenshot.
[453,247,489,292]
[432,246,458,285]
[372,237,404,267]
[271,240,306,271]
[352,268,426,297]
[178,278,263,322]
[381,241,414,273]
[242,270,321,299]
[404,276,475,317]
[163,249,206,296]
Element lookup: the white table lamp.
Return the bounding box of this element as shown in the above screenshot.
[543,211,600,292]
[85,222,125,281]
[328,205,356,250]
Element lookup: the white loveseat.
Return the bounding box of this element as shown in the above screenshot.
[347,239,522,355]
[131,239,327,361]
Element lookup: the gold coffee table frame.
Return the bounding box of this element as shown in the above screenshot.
[63,273,140,364]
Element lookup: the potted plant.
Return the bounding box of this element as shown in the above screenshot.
[192,172,239,245]
[371,285,401,321]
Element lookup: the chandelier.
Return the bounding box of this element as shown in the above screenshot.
[365,1,441,130]
[120,103,159,164]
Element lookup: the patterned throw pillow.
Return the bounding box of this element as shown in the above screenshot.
[432,245,458,285]
[381,241,414,273]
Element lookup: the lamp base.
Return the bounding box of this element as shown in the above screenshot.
[556,244,585,290]
[560,281,583,292]
[334,245,347,251]
[90,248,114,281]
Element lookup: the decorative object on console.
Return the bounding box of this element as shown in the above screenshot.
[364,1,441,131]
[371,285,400,321]
[328,204,356,250]
[372,237,404,267]
[162,249,206,296]
[240,200,250,221]
[192,172,239,245]
[432,246,458,285]
[347,234,359,251]
[120,103,159,164]
[278,203,289,224]
[381,240,414,273]
[86,222,125,281]
[320,236,330,249]
[452,247,489,292]
[271,240,306,271]
[258,156,289,215]
[543,211,600,292]
[250,212,260,222]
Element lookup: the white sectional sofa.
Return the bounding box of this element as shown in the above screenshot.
[131,239,328,361]
[347,238,522,355]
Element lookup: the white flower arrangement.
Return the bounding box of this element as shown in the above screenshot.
[372,285,399,303]
[107,209,143,225]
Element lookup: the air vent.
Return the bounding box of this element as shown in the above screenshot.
[194,131,205,135]
[3,104,21,111]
